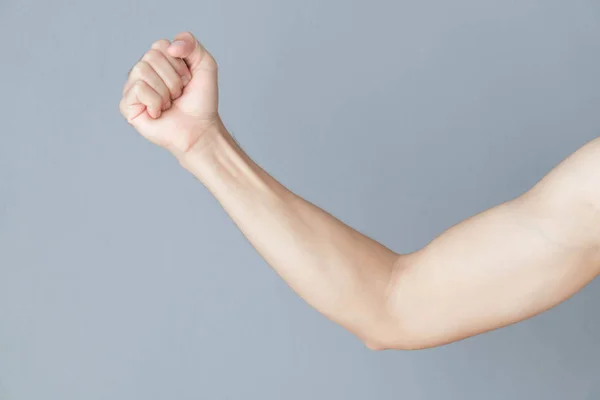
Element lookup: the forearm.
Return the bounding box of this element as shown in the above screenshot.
[176,120,400,346]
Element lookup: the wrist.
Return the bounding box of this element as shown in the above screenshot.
[171,115,227,161]
[173,116,240,179]
[173,114,294,206]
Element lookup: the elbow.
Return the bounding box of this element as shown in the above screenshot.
[359,267,435,351]
[358,300,443,350]
[359,325,434,351]
[358,253,447,351]
[358,310,470,350]
[361,335,430,352]
[362,337,393,351]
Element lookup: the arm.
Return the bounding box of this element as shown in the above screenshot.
[120,32,600,350]
[181,119,600,350]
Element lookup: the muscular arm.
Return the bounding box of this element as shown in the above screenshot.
[120,32,600,350]
[180,122,600,350]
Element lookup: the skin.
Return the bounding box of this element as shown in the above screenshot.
[119,31,600,350]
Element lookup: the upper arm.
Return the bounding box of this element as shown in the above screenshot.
[381,137,600,350]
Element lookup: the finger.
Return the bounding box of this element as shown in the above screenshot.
[142,49,185,100]
[120,80,163,121]
[124,61,171,109]
[151,39,192,85]
[167,31,217,73]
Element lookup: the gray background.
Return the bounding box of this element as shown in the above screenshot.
[1,0,599,399]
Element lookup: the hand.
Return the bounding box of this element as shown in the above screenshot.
[119,31,220,155]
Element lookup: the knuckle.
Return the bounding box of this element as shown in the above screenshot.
[180,31,194,40]
[132,79,146,93]
[151,39,170,49]
[131,61,148,76]
[202,52,218,71]
[121,81,131,95]
[119,98,134,120]
[208,53,219,69]
[142,49,162,63]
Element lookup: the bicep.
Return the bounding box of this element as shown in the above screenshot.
[384,139,600,349]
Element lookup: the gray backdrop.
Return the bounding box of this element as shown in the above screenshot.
[1,0,599,399]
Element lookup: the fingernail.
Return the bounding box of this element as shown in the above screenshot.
[182,75,190,85]
[170,40,186,49]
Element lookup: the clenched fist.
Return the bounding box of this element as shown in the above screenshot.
[120,32,220,155]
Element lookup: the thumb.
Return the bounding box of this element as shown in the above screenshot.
[167,31,216,73]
